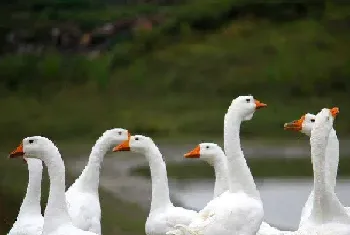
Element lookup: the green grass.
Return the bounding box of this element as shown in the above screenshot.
[0,3,175,30]
[97,186,145,235]
[1,4,350,146]
[1,16,350,145]
[0,151,145,235]
[131,157,350,179]
[1,89,348,146]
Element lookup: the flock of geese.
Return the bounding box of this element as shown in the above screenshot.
[6,95,350,235]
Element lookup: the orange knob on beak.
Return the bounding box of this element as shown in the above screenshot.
[330,107,339,118]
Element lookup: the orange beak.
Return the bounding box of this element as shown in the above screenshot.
[112,131,131,152]
[184,145,201,158]
[255,99,267,109]
[284,115,305,131]
[8,142,27,163]
[9,142,24,159]
[330,107,339,118]
[113,139,130,152]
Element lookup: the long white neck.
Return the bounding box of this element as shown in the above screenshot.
[42,148,71,234]
[310,128,349,224]
[325,129,339,190]
[71,135,111,192]
[211,152,230,198]
[143,145,172,212]
[17,160,43,219]
[224,110,260,198]
[310,130,328,222]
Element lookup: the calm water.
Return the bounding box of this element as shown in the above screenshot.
[170,178,350,230]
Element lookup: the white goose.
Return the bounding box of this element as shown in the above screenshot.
[184,142,288,235]
[293,107,350,234]
[65,128,130,234]
[224,95,289,235]
[9,136,98,235]
[7,158,44,235]
[284,113,350,227]
[113,135,198,235]
[184,143,229,199]
[167,95,267,235]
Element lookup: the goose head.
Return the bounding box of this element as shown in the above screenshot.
[184,143,224,166]
[284,113,316,136]
[101,128,130,147]
[9,136,57,162]
[229,95,267,121]
[113,135,154,154]
[312,107,339,138]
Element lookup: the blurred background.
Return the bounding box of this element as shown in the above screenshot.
[1,0,350,234]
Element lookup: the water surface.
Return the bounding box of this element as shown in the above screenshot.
[170,178,350,230]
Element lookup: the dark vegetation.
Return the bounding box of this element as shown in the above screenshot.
[1,1,349,145]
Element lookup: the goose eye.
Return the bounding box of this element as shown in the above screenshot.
[245,98,251,103]
[206,146,209,149]
[29,139,34,144]
[310,119,315,123]
[135,137,139,141]
[118,131,122,135]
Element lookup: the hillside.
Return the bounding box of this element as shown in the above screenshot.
[1,2,350,144]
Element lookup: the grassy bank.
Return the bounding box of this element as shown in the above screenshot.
[1,3,350,144]
[132,157,350,179]
[1,18,350,145]
[0,151,145,235]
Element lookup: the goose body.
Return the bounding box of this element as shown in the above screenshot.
[65,191,101,234]
[65,128,129,234]
[284,113,350,227]
[184,142,229,199]
[293,108,350,235]
[185,142,286,235]
[113,135,198,235]
[167,95,267,235]
[7,158,44,235]
[189,143,286,235]
[187,131,294,234]
[9,136,98,235]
